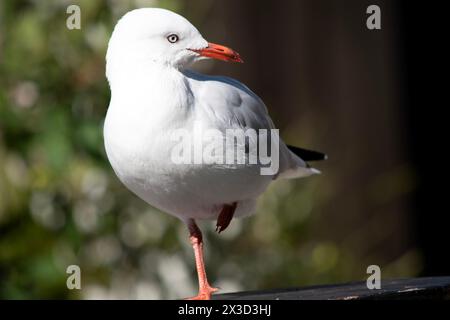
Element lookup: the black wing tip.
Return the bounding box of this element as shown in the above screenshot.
[287,145,327,161]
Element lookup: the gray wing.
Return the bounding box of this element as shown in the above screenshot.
[185,70,315,178]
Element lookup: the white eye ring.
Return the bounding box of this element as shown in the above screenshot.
[167,34,179,43]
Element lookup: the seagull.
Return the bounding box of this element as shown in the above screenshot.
[104,8,326,300]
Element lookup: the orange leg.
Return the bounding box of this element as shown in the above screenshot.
[185,219,219,300]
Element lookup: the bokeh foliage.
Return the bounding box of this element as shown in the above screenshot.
[0,0,420,299]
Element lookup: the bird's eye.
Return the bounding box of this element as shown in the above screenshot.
[167,34,179,43]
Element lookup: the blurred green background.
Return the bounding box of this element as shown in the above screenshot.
[0,0,420,299]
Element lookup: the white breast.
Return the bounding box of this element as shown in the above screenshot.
[104,68,272,221]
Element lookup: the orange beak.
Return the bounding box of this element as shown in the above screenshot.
[190,42,243,63]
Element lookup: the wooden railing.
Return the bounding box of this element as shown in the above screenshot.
[214,277,450,300]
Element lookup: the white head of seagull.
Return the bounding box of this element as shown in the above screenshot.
[106,8,242,81]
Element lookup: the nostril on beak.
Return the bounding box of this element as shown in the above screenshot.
[211,46,225,52]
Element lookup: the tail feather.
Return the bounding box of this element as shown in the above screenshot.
[287,145,327,161]
[277,166,320,179]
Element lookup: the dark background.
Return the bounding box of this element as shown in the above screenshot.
[401,1,448,276]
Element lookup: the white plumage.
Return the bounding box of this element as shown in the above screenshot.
[104,8,322,299]
[104,8,317,222]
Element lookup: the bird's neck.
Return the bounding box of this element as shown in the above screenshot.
[109,60,185,91]
[107,61,193,126]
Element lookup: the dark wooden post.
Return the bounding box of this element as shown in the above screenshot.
[214,277,450,300]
